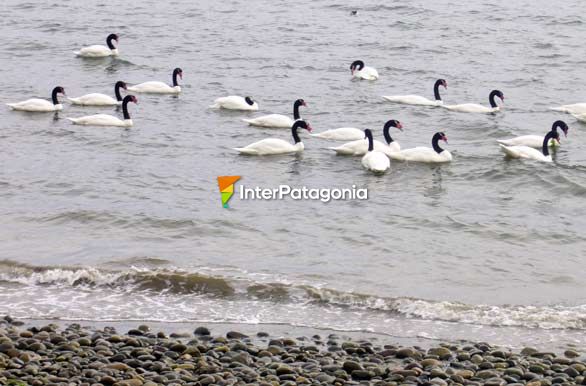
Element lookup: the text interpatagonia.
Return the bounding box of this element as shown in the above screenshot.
[239,184,368,203]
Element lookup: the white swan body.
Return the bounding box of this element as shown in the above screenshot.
[551,103,586,115]
[499,145,551,163]
[311,127,364,141]
[243,99,306,128]
[391,132,452,163]
[68,81,127,106]
[499,129,559,163]
[383,95,441,106]
[330,139,399,156]
[66,95,137,127]
[128,68,183,94]
[75,34,119,58]
[67,114,132,127]
[497,135,559,148]
[7,86,65,112]
[361,129,390,173]
[350,60,378,80]
[210,96,258,111]
[572,113,586,123]
[234,120,312,155]
[7,99,62,112]
[127,81,180,94]
[382,79,447,106]
[444,90,504,113]
[68,93,119,106]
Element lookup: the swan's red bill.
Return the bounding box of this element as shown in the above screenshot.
[396,122,404,131]
[306,124,313,132]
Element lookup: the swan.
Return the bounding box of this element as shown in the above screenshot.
[350,60,379,80]
[361,129,390,173]
[7,86,65,112]
[391,132,452,163]
[328,120,403,156]
[66,95,137,127]
[499,129,559,163]
[234,120,313,155]
[210,96,258,111]
[382,79,447,106]
[550,103,586,115]
[75,33,119,57]
[127,68,182,94]
[243,99,306,128]
[68,81,127,106]
[497,120,568,148]
[443,90,504,113]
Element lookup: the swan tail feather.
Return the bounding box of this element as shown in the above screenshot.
[549,106,566,112]
[496,139,512,146]
[209,103,220,109]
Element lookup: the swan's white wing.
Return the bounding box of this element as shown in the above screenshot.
[382,95,438,106]
[443,103,497,113]
[550,103,586,114]
[235,138,301,155]
[393,147,452,163]
[242,114,293,128]
[68,93,117,106]
[7,98,59,112]
[76,45,115,57]
[67,114,131,127]
[362,151,390,172]
[311,128,364,141]
[356,66,379,80]
[127,81,180,94]
[499,144,551,162]
[496,135,558,148]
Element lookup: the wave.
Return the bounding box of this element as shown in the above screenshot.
[0,260,585,330]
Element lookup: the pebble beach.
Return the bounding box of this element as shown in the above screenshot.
[1,316,585,386]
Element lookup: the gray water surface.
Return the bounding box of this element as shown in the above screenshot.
[1,0,586,349]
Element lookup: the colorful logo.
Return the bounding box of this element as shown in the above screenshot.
[217,176,241,208]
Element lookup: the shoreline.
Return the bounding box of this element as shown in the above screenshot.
[1,316,585,385]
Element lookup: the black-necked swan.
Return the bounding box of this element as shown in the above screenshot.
[499,129,560,163]
[361,129,390,173]
[497,120,568,148]
[382,79,448,106]
[328,120,403,156]
[210,96,259,111]
[243,99,306,128]
[66,95,138,127]
[127,68,183,94]
[350,60,379,80]
[444,90,504,113]
[75,33,119,57]
[234,120,313,155]
[550,103,586,115]
[7,86,65,112]
[391,132,453,163]
[68,81,127,106]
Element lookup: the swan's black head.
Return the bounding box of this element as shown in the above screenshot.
[296,98,307,107]
[437,79,447,89]
[173,68,183,79]
[293,120,312,132]
[53,86,65,95]
[351,10,358,15]
[245,96,255,106]
[434,132,448,144]
[106,33,118,49]
[488,90,504,108]
[553,120,569,137]
[386,119,403,131]
[115,81,127,90]
[124,95,138,104]
[350,60,365,74]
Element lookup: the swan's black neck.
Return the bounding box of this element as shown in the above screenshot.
[383,121,395,145]
[122,96,133,119]
[489,90,500,108]
[172,68,182,87]
[542,130,557,157]
[432,133,444,154]
[291,121,306,144]
[351,60,365,71]
[293,100,303,120]
[114,82,124,101]
[245,97,254,106]
[51,87,61,105]
[365,129,374,152]
[107,34,117,50]
[434,79,444,101]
